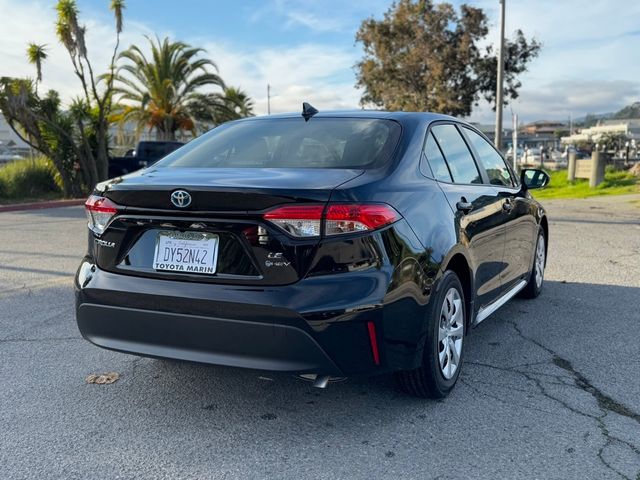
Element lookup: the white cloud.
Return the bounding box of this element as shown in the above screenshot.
[200,40,361,114]
[1,0,639,125]
[466,0,640,124]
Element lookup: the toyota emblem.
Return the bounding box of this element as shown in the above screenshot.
[170,190,192,208]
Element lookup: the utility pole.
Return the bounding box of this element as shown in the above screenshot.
[267,84,271,115]
[512,112,518,170]
[569,112,572,135]
[494,0,506,149]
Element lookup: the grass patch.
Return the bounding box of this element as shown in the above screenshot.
[0,156,63,201]
[533,168,640,200]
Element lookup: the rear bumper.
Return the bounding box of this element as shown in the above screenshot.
[77,303,342,375]
[75,259,433,376]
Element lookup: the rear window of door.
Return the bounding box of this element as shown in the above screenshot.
[463,127,516,187]
[423,132,452,182]
[430,124,482,184]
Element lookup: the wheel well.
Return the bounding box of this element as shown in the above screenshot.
[443,253,473,332]
[540,216,549,240]
[540,215,549,259]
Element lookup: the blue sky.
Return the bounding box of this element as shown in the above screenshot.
[2,0,640,124]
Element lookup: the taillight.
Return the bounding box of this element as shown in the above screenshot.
[263,205,324,238]
[85,194,119,235]
[263,203,401,238]
[325,204,400,235]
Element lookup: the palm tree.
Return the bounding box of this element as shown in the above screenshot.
[187,87,255,131]
[26,43,48,94]
[110,0,124,34]
[112,36,225,140]
[222,87,254,118]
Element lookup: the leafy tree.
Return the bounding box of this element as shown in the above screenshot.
[0,79,83,196]
[0,0,125,194]
[54,0,124,182]
[112,36,228,140]
[355,0,540,116]
[598,132,626,152]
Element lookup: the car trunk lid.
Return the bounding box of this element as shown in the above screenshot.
[93,167,363,286]
[102,167,363,211]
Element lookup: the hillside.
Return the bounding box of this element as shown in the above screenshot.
[613,101,640,119]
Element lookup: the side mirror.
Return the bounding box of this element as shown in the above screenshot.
[521,168,550,190]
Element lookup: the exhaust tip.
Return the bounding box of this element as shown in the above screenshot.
[313,375,330,389]
[296,374,347,388]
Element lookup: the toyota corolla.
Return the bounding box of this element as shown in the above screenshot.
[75,106,549,398]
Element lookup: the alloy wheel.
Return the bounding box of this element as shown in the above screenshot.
[438,288,464,380]
[535,235,546,289]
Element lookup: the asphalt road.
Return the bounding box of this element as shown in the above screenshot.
[1,195,639,480]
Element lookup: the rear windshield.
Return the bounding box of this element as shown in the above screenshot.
[156,118,401,169]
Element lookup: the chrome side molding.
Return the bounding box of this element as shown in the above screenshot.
[474,279,527,326]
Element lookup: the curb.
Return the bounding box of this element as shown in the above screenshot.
[0,198,86,213]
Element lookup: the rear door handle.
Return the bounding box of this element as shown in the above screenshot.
[456,199,473,214]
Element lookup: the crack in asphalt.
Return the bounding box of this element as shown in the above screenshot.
[507,321,640,425]
[465,317,640,479]
[503,320,640,480]
[552,356,640,424]
[460,376,558,416]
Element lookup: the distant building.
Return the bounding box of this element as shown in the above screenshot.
[468,123,512,149]
[516,120,567,150]
[561,119,640,144]
[0,113,29,148]
[520,120,566,135]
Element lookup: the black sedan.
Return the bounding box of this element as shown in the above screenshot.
[76,106,549,398]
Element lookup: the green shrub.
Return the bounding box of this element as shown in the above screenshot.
[534,168,639,199]
[598,170,636,189]
[0,156,63,200]
[0,176,7,198]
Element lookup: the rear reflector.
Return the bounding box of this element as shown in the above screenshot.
[85,195,119,235]
[367,321,380,366]
[263,203,400,238]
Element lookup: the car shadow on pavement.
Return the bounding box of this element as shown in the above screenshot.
[76,280,638,425]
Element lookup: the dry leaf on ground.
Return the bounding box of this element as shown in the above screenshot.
[85,372,120,385]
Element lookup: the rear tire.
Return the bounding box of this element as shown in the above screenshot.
[396,270,466,399]
[520,229,546,299]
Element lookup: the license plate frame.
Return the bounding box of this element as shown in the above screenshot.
[153,231,219,275]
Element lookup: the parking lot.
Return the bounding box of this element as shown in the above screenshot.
[1,196,639,480]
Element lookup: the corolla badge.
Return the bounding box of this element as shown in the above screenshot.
[171,190,192,208]
[95,238,116,248]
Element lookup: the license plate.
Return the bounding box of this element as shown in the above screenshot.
[153,231,219,275]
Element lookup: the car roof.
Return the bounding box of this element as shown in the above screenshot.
[232,110,461,125]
